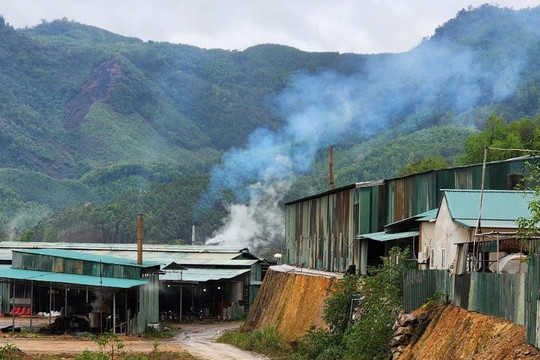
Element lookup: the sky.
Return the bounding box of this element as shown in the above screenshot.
[1,0,539,54]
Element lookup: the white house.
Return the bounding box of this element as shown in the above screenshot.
[418,189,534,274]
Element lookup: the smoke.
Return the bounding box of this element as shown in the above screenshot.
[206,180,290,249]
[203,6,537,250]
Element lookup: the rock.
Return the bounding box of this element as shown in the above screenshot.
[399,313,418,326]
[395,326,412,336]
[390,334,410,347]
[396,345,407,353]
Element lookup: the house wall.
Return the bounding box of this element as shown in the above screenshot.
[427,198,470,270]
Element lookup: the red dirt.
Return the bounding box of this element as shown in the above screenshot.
[242,267,337,342]
[400,304,540,360]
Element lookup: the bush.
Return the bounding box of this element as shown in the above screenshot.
[291,327,344,360]
[218,323,290,356]
[293,247,413,360]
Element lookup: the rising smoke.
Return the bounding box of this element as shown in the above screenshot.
[203,5,539,251]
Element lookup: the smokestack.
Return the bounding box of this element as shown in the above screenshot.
[329,146,334,190]
[137,214,143,265]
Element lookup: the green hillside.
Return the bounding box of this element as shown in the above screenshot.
[2,5,540,245]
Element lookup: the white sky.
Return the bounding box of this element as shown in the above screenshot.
[1,0,539,54]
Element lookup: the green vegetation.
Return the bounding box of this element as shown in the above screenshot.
[293,248,413,360]
[457,115,540,165]
[518,162,540,238]
[218,323,291,358]
[0,343,22,360]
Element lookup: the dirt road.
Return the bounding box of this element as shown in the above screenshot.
[0,318,269,360]
[171,322,270,360]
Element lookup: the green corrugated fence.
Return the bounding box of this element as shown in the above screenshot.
[404,263,538,346]
[404,270,525,324]
[403,270,453,312]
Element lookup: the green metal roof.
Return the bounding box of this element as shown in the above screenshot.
[160,268,250,283]
[415,209,438,222]
[0,267,149,288]
[356,230,419,242]
[443,190,534,229]
[13,248,159,268]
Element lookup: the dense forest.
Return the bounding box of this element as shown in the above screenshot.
[2,5,540,255]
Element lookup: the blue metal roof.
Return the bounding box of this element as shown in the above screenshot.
[0,267,149,288]
[443,190,534,229]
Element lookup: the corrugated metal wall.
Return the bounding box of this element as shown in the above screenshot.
[285,184,387,272]
[525,255,540,346]
[386,172,437,224]
[132,274,160,334]
[403,270,453,312]
[404,270,527,326]
[13,252,141,280]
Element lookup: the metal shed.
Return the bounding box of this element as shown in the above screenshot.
[0,249,160,334]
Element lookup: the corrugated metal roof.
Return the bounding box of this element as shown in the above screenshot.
[0,267,149,288]
[0,243,259,266]
[13,248,159,267]
[444,190,534,228]
[160,268,250,283]
[76,251,258,267]
[356,230,419,242]
[0,242,250,254]
[416,209,439,222]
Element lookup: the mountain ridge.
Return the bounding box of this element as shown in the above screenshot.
[2,5,540,244]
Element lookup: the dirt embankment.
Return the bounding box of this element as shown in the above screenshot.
[400,304,540,360]
[243,267,337,341]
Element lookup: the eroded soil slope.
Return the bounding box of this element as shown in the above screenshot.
[242,266,338,341]
[400,304,540,360]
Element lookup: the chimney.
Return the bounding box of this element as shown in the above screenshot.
[137,214,143,265]
[329,146,335,190]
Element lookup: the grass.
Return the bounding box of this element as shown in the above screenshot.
[217,324,291,358]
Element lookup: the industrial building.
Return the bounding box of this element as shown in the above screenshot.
[0,242,263,327]
[0,248,160,334]
[285,156,536,274]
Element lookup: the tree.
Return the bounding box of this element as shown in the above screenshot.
[517,162,540,238]
[457,115,540,165]
[399,155,451,176]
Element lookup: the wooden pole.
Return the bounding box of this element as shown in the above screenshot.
[329,146,335,190]
[137,214,143,265]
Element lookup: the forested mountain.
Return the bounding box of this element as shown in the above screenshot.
[2,5,540,250]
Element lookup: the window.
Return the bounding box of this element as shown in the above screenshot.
[441,248,446,268]
[429,246,435,269]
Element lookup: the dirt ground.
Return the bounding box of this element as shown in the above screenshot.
[400,304,540,360]
[0,317,268,360]
[243,266,338,342]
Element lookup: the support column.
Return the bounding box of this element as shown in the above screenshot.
[113,292,116,334]
[179,285,183,322]
[360,239,368,275]
[30,282,34,330]
[64,286,68,315]
[11,281,15,333]
[49,284,52,325]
